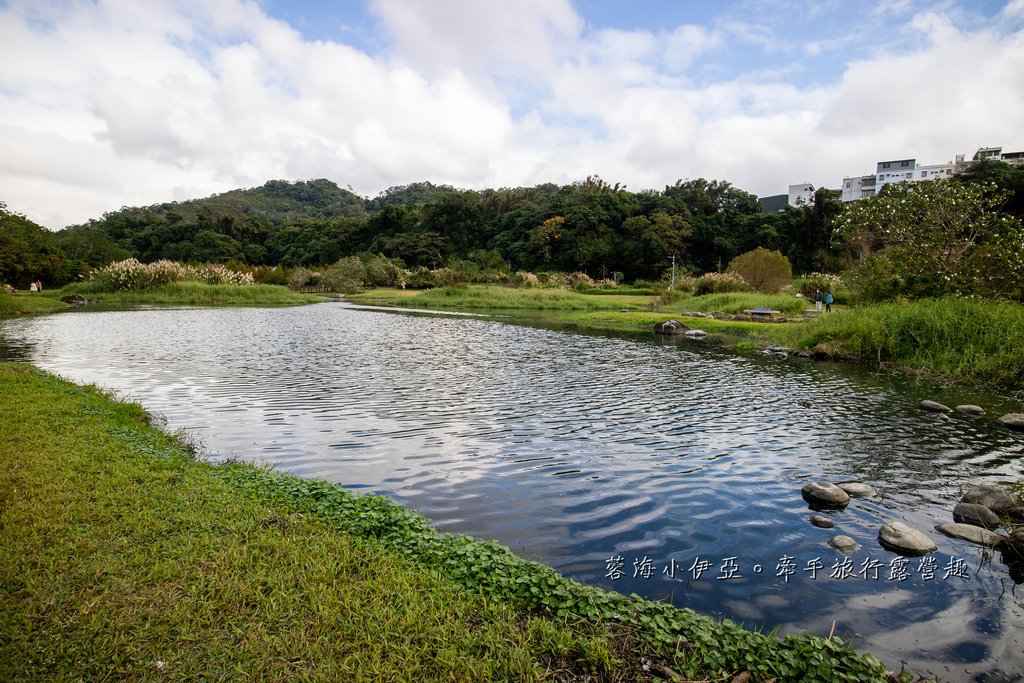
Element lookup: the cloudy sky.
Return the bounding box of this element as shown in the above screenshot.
[2,0,1023,229]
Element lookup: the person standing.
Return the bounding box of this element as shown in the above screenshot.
[825,291,833,313]
[815,289,823,312]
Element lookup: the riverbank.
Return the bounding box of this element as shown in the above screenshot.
[0,363,898,682]
[58,281,328,306]
[347,286,1024,394]
[0,291,71,316]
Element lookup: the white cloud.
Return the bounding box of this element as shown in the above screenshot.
[1,0,1023,230]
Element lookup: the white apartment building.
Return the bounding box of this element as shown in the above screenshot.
[788,183,815,207]
[840,145,1022,202]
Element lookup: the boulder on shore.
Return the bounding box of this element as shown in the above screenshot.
[920,400,952,413]
[653,320,689,335]
[961,483,1020,516]
[935,523,1006,548]
[953,502,1001,529]
[801,482,851,509]
[60,293,87,305]
[878,522,937,555]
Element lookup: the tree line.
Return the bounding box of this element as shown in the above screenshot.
[3,160,1023,298]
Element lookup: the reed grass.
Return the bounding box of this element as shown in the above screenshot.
[796,297,1024,390]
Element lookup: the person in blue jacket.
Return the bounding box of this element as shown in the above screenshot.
[825,291,834,313]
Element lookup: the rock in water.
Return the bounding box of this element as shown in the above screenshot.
[801,482,851,509]
[810,515,835,529]
[953,502,1001,529]
[838,482,877,498]
[935,523,1005,548]
[961,483,1020,515]
[829,535,860,552]
[998,413,1024,431]
[955,405,985,416]
[878,522,937,555]
[684,329,708,338]
[920,400,952,413]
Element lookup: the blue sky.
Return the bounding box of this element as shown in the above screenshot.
[2,0,1023,228]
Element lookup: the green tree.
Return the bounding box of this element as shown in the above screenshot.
[1,202,77,287]
[836,178,1024,300]
[727,247,792,293]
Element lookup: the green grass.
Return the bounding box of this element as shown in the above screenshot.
[0,364,622,681]
[793,297,1024,391]
[0,292,70,316]
[58,281,326,306]
[374,285,651,311]
[663,291,809,315]
[0,363,899,682]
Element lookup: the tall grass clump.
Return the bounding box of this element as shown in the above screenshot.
[75,258,255,293]
[798,297,1024,389]
[694,271,750,295]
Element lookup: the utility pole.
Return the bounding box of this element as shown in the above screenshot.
[670,255,676,290]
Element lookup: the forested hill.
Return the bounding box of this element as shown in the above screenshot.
[51,174,846,281]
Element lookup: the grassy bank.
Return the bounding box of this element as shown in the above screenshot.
[0,292,70,316]
[792,297,1024,391]
[0,364,898,682]
[58,281,326,306]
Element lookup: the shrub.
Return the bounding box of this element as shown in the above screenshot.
[795,272,844,299]
[407,267,438,289]
[320,257,365,293]
[728,247,792,293]
[360,254,404,288]
[287,268,316,290]
[694,271,750,296]
[514,271,540,288]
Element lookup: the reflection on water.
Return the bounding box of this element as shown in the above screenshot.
[2,301,1023,680]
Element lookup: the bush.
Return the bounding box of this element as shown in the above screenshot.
[514,271,540,288]
[360,254,404,288]
[320,257,365,293]
[728,248,792,293]
[694,271,750,296]
[794,272,844,299]
[407,267,438,289]
[288,268,317,290]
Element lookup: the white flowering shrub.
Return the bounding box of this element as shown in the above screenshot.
[694,271,750,295]
[92,259,253,290]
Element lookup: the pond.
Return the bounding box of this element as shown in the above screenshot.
[2,301,1023,680]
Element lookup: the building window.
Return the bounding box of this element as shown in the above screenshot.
[901,160,910,167]
[882,162,891,169]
